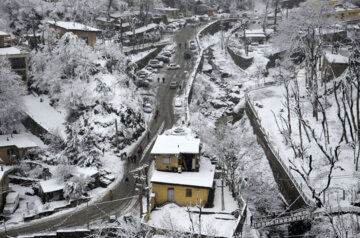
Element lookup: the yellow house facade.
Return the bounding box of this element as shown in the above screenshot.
[152,183,210,206]
[48,21,101,47]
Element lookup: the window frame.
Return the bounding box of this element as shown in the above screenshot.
[185,188,192,197]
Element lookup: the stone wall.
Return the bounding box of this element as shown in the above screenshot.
[227,46,253,70]
[245,99,307,209]
[135,45,165,70]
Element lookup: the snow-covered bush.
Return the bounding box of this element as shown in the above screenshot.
[63,174,94,200]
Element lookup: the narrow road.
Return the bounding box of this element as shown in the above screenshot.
[2,24,203,237]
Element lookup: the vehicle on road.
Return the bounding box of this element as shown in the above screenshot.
[160,51,172,57]
[143,103,152,113]
[169,81,178,89]
[145,66,158,73]
[175,98,182,107]
[3,192,19,214]
[149,59,164,68]
[156,55,170,63]
[167,63,180,70]
[184,52,191,60]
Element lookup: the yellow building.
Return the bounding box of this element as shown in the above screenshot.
[0,31,29,85]
[150,131,215,207]
[48,21,101,47]
[0,134,45,165]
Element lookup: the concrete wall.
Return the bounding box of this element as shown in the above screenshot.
[227,46,253,70]
[152,183,209,206]
[245,99,307,209]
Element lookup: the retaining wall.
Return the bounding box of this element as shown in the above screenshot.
[227,46,253,70]
[22,116,48,138]
[135,45,166,70]
[245,99,307,209]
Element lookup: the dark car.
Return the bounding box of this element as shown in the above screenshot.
[184,52,191,60]
[169,81,178,89]
[156,55,170,63]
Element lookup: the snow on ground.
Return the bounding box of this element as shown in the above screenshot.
[249,81,359,208]
[22,94,67,140]
[148,179,238,238]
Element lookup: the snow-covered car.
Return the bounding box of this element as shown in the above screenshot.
[145,66,158,73]
[136,69,151,77]
[156,55,170,63]
[169,81,178,89]
[143,103,152,113]
[3,192,19,214]
[174,98,182,107]
[149,59,164,68]
[167,64,180,70]
[160,51,172,57]
[190,43,196,50]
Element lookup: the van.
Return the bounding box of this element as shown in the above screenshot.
[3,192,19,214]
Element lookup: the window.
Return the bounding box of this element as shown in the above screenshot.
[7,149,14,155]
[10,57,26,69]
[186,189,192,197]
[162,157,171,164]
[81,37,89,44]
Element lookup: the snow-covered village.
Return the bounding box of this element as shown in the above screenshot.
[0,0,359,237]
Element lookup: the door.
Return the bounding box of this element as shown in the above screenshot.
[167,188,174,202]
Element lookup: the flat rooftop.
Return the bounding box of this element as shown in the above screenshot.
[151,158,215,188]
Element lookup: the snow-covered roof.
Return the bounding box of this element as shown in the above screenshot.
[154,7,180,11]
[110,11,139,19]
[48,21,101,32]
[151,158,215,188]
[39,179,64,193]
[325,53,348,64]
[151,134,200,155]
[125,23,158,36]
[245,29,265,35]
[0,47,21,56]
[0,31,10,36]
[22,95,67,141]
[0,133,46,149]
[73,167,98,177]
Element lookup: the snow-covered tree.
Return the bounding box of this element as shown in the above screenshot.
[0,57,25,134]
[63,174,94,199]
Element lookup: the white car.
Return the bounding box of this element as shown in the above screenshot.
[149,59,164,68]
[145,66,158,73]
[168,64,180,70]
[143,103,152,113]
[175,98,182,107]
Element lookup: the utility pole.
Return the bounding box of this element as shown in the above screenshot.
[115,119,119,150]
[137,183,143,218]
[86,201,89,230]
[221,157,225,211]
[221,17,224,50]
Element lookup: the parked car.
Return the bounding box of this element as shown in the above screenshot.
[169,81,178,89]
[175,98,182,107]
[137,78,149,87]
[156,55,170,63]
[3,192,19,214]
[143,103,152,113]
[149,59,163,68]
[136,69,151,77]
[145,66,158,73]
[190,44,196,50]
[168,63,180,70]
[160,51,172,57]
